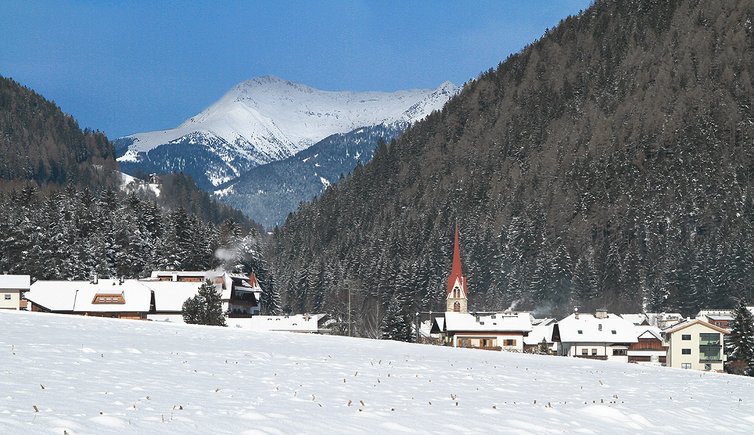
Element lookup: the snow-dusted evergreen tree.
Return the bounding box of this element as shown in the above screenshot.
[381,294,412,342]
[726,299,754,376]
[182,280,226,326]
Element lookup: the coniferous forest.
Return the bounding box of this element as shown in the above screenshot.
[0,76,281,313]
[268,0,754,337]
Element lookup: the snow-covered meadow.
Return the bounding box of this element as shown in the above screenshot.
[2,310,752,434]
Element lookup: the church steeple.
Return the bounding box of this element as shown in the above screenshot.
[446,224,468,313]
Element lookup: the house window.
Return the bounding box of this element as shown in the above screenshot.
[92,293,126,304]
[699,333,720,346]
[503,339,516,346]
[581,348,588,356]
[598,324,602,331]
[482,338,497,348]
[704,363,712,371]
[4,294,11,300]
[682,348,691,355]
[577,330,583,334]
[612,349,627,356]
[611,330,616,334]
[682,334,691,341]
[591,348,597,356]
[453,301,460,312]
[681,363,692,369]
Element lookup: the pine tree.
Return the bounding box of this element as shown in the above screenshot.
[726,299,754,376]
[381,294,412,342]
[182,280,227,326]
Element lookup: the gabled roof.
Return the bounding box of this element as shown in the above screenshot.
[635,326,663,341]
[620,313,649,326]
[553,313,638,344]
[430,317,445,334]
[0,275,30,290]
[523,319,556,345]
[443,312,532,333]
[663,318,730,335]
[139,280,203,312]
[26,279,152,313]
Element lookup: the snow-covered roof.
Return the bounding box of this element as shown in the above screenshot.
[226,314,325,333]
[26,279,152,313]
[139,280,203,312]
[524,319,556,345]
[443,312,532,333]
[554,313,638,344]
[663,318,730,335]
[703,314,733,321]
[644,312,684,328]
[620,313,649,326]
[635,326,663,341]
[431,317,445,334]
[0,275,30,290]
[696,309,734,317]
[149,270,224,281]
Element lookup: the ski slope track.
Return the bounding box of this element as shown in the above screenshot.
[1,310,752,434]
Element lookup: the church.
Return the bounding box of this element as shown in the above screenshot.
[431,225,532,351]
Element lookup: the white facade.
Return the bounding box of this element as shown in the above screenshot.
[665,319,728,372]
[553,311,638,362]
[436,312,532,352]
[0,275,30,310]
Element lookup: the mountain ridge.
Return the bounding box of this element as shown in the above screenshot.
[116,77,458,189]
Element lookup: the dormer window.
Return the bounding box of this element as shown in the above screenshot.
[92,293,125,304]
[598,324,603,331]
[611,330,617,334]
[577,330,583,334]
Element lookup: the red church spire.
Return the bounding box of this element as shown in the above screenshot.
[447,224,467,296]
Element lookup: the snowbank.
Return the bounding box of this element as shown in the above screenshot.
[1,310,752,434]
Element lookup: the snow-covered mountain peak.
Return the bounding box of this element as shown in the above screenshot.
[116,76,458,188]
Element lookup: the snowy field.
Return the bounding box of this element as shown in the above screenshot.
[1,311,753,434]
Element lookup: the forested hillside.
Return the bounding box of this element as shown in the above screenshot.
[269,0,754,337]
[0,76,118,187]
[0,185,277,311]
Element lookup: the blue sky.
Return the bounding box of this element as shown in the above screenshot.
[1,1,592,138]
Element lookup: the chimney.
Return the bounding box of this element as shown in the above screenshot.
[90,273,98,285]
[595,308,608,319]
[574,307,579,320]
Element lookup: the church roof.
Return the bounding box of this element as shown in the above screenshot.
[447,225,468,296]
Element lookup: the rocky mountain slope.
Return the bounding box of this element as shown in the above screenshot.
[216,124,404,228]
[268,0,754,336]
[116,77,457,190]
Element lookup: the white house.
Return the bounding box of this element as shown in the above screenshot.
[695,309,735,330]
[432,311,532,352]
[552,309,638,362]
[627,326,667,365]
[226,314,329,333]
[150,270,263,316]
[664,318,728,372]
[26,277,154,320]
[0,274,30,310]
[523,318,557,353]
